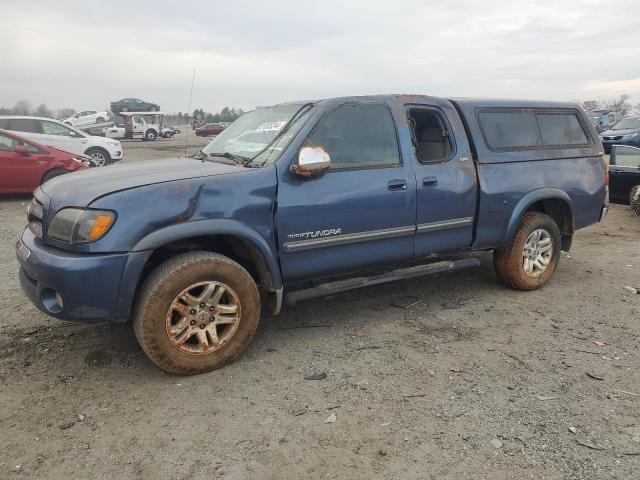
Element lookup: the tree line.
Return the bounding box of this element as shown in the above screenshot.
[0,99,246,125]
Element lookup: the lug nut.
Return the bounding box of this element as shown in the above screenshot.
[200,302,206,307]
[209,306,215,311]
[190,309,196,315]
[190,320,196,326]
[199,324,205,329]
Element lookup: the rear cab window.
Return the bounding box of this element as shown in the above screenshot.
[477,109,591,151]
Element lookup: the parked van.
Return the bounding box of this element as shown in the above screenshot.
[0,116,123,166]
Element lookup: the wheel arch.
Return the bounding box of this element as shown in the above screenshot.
[505,189,574,250]
[128,220,283,316]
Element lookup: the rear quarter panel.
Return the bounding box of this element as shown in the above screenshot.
[452,99,606,249]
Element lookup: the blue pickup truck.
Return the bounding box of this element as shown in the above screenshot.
[16,95,608,374]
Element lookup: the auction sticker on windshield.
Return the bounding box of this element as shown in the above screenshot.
[256,121,286,131]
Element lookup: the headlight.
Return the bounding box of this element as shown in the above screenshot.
[621,133,639,140]
[48,208,116,243]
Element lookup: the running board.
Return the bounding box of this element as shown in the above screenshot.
[284,258,481,305]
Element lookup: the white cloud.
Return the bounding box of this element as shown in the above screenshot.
[0,0,638,113]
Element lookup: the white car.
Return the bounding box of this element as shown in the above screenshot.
[0,116,123,166]
[62,110,110,127]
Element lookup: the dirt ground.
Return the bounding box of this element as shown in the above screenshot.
[1,134,639,479]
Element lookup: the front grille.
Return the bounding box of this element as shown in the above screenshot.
[27,198,44,239]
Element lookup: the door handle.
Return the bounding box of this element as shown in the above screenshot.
[423,176,438,187]
[387,179,407,191]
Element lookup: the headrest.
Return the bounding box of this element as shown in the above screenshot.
[420,128,444,142]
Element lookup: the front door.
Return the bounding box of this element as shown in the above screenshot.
[0,132,38,191]
[406,104,477,257]
[39,119,86,155]
[276,102,417,282]
[610,145,640,203]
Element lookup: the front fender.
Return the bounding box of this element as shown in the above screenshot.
[504,188,574,244]
[132,218,283,290]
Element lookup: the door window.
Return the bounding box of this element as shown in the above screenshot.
[0,132,18,151]
[304,103,400,169]
[611,146,640,168]
[9,118,42,134]
[41,120,79,137]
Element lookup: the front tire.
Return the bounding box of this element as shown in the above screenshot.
[84,147,110,167]
[96,117,105,124]
[133,252,261,375]
[41,168,69,184]
[493,212,561,290]
[145,130,157,141]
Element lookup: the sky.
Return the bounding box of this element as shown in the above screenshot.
[0,0,639,114]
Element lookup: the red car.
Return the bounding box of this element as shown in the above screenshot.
[0,129,87,193]
[195,123,225,137]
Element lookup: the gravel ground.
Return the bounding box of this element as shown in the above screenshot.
[1,135,639,479]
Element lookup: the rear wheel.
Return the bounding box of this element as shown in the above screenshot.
[41,168,69,184]
[133,252,261,375]
[121,106,129,112]
[84,147,110,167]
[96,117,105,124]
[630,185,640,216]
[493,212,561,290]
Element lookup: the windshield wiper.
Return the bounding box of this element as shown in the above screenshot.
[207,151,251,165]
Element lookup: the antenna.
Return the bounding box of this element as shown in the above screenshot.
[184,68,196,156]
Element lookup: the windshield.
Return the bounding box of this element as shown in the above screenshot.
[611,117,640,130]
[201,104,313,163]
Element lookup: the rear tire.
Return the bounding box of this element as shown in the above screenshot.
[630,185,640,216]
[96,117,105,124]
[493,212,561,290]
[41,168,69,184]
[133,252,261,375]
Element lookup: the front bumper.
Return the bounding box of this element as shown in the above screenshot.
[16,228,149,322]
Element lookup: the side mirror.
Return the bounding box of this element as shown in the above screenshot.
[14,145,30,156]
[291,145,331,177]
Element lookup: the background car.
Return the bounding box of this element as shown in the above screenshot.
[164,125,181,135]
[195,123,225,137]
[110,98,160,114]
[0,116,123,166]
[609,144,640,204]
[62,110,109,127]
[599,116,640,153]
[0,129,87,193]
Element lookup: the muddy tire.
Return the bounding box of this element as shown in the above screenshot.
[493,212,561,290]
[630,185,640,216]
[133,252,260,375]
[41,168,69,185]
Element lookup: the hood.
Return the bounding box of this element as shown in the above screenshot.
[40,157,245,208]
[600,128,640,137]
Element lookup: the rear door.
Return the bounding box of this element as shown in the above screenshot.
[406,102,477,257]
[610,145,640,203]
[7,118,44,144]
[276,101,417,282]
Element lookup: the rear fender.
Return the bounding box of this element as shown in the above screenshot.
[504,188,574,246]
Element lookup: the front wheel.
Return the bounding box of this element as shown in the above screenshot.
[133,252,261,375]
[84,147,110,167]
[493,212,561,290]
[145,130,157,141]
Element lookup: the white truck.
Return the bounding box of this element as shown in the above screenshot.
[119,112,173,141]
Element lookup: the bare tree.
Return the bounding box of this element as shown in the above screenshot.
[579,100,601,112]
[12,99,32,115]
[601,94,632,117]
[34,104,53,118]
[55,108,76,120]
